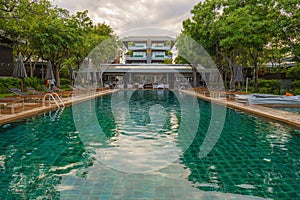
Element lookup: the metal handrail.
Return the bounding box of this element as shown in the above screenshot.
[51,93,65,108]
[42,93,65,108]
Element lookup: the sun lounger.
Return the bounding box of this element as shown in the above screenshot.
[26,87,43,95]
[7,88,45,100]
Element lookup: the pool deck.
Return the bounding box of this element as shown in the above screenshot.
[0,89,118,124]
[182,90,300,128]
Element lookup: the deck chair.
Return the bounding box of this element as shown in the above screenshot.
[7,88,45,99]
[42,85,55,93]
[26,87,43,95]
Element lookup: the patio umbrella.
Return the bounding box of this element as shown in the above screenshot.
[13,53,27,91]
[45,61,54,80]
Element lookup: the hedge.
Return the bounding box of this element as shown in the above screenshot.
[250,79,281,94]
[0,77,44,94]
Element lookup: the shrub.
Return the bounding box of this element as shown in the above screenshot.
[0,77,44,94]
[60,78,71,90]
[286,64,300,80]
[24,77,44,90]
[294,89,300,95]
[280,89,288,95]
[0,78,20,94]
[257,79,281,94]
[126,50,133,56]
[259,87,272,94]
[60,78,71,86]
[165,41,172,46]
[292,80,300,88]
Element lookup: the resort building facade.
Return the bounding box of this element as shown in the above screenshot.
[122,36,175,64]
[76,35,221,89]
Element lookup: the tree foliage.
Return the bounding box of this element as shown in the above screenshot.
[286,64,300,80]
[180,0,300,90]
[0,0,115,87]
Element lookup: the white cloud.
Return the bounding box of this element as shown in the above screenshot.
[52,0,201,35]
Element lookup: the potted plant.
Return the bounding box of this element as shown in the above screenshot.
[126,50,133,57]
[165,41,172,46]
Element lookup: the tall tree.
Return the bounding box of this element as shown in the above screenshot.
[275,0,300,61]
[181,0,284,91]
[221,0,274,91]
[1,1,116,88]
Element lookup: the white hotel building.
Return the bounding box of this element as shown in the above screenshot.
[122,36,174,64]
[79,35,220,89]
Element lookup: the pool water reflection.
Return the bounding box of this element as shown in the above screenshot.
[0,90,299,199]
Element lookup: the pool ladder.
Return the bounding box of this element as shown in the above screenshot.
[43,93,65,109]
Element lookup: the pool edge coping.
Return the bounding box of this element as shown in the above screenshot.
[0,89,119,125]
[2,89,300,129]
[181,89,300,129]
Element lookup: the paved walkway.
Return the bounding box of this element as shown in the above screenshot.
[182,90,300,128]
[0,89,118,124]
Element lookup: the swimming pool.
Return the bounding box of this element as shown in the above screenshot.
[0,90,299,199]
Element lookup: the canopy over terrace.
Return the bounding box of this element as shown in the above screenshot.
[77,64,220,89]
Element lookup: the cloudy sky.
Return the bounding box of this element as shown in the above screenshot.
[52,0,201,36]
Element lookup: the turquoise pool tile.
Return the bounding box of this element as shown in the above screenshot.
[0,90,299,199]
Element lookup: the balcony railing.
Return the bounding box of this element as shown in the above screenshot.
[151,55,172,60]
[128,45,147,50]
[126,55,147,60]
[151,45,171,50]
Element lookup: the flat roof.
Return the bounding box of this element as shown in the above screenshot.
[121,36,175,42]
[79,64,217,73]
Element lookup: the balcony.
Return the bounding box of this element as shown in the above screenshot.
[151,55,172,61]
[126,55,147,61]
[151,45,171,50]
[128,45,147,50]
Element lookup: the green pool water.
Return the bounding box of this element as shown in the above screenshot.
[0,90,299,199]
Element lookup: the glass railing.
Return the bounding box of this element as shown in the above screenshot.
[126,55,147,60]
[128,45,147,50]
[151,45,171,50]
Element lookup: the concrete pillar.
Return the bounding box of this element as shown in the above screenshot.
[166,73,169,84]
[129,73,132,83]
[169,73,174,89]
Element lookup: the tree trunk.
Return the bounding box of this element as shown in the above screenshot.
[251,50,259,92]
[215,46,236,90]
[229,62,236,91]
[283,30,300,60]
[33,62,36,78]
[253,62,259,92]
[54,64,60,88]
[29,60,33,77]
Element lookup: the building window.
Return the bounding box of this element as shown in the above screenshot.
[133,52,146,57]
[135,42,146,47]
[152,42,164,47]
[152,51,165,57]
